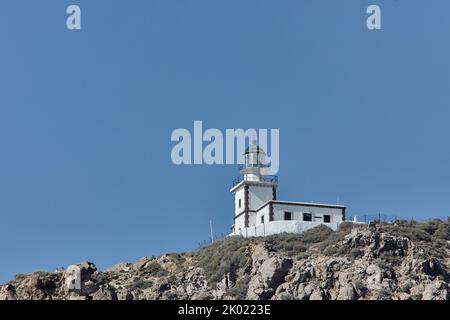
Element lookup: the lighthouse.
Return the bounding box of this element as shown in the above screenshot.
[230,141,346,237]
[230,140,279,233]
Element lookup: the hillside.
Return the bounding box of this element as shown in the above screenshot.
[1,219,449,300]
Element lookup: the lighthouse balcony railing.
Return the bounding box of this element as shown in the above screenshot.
[237,163,271,170]
[232,175,278,188]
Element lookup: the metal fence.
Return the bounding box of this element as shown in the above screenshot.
[196,232,228,250]
[346,213,449,224]
[197,215,449,250]
[232,175,278,188]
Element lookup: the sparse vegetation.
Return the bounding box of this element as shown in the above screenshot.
[278,293,299,300]
[377,219,449,242]
[349,248,363,259]
[323,245,338,256]
[301,225,335,243]
[399,281,413,293]
[226,275,250,299]
[195,236,252,285]
[167,252,187,265]
[91,272,109,285]
[265,224,351,257]
[127,279,154,290]
[377,289,392,299]
[33,271,52,277]
[193,223,372,287]
[353,280,366,291]
[376,219,450,259]
[2,218,448,300]
[14,274,27,282]
[142,262,168,277]
[378,252,403,267]
[411,293,423,300]
[167,275,177,284]
[265,233,306,256]
[7,273,28,287]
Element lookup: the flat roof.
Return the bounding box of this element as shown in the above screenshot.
[256,200,346,212]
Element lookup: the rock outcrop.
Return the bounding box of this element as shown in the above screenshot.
[1,220,449,300]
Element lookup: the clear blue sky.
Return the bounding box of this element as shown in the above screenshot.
[1,0,449,283]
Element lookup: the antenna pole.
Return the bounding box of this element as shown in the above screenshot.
[210,220,214,243]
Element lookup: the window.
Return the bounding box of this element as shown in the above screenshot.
[284,212,292,221]
[303,213,312,222]
[324,215,331,223]
[261,216,265,224]
[238,199,241,209]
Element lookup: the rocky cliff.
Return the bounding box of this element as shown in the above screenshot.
[1,219,449,300]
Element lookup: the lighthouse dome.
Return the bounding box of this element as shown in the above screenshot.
[244,140,266,155]
[242,140,267,172]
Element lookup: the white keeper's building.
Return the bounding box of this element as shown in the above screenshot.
[230,141,346,237]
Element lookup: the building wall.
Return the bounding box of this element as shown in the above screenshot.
[248,185,274,211]
[233,186,246,216]
[234,212,258,233]
[255,203,343,227]
[233,220,341,237]
[232,181,345,236]
[234,214,246,231]
[256,205,270,225]
[272,203,343,225]
[248,211,257,228]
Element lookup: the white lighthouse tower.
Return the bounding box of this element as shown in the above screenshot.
[230,141,346,237]
[230,140,278,233]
